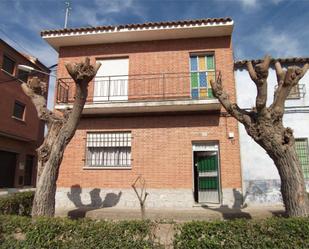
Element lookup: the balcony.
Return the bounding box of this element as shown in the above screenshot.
[55,72,221,114]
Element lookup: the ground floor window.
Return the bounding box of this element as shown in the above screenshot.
[86,132,131,168]
[295,138,309,179]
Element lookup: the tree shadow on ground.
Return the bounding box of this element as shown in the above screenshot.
[202,188,252,219]
[67,184,122,219]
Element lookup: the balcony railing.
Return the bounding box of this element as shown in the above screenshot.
[56,72,216,104]
[274,84,306,100]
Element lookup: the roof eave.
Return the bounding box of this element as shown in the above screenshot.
[42,21,234,52]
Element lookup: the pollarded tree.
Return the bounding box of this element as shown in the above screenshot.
[21,58,101,217]
[211,55,309,217]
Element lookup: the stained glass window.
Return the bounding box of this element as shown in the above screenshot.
[190,54,215,99]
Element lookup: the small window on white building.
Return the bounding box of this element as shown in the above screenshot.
[86,132,131,168]
[295,138,309,180]
[287,84,301,99]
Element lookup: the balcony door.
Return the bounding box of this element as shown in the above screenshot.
[94,58,129,102]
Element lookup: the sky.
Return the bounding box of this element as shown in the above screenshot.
[0,0,309,107]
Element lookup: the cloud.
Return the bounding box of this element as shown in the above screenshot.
[236,0,258,9]
[253,27,301,57]
[94,0,134,13]
[271,0,284,4]
[70,0,144,27]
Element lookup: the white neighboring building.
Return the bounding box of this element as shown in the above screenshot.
[235,58,309,204]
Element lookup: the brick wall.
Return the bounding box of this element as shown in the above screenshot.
[55,35,241,193]
[0,41,48,143]
[0,40,48,187]
[56,36,235,103]
[0,136,37,187]
[57,113,241,190]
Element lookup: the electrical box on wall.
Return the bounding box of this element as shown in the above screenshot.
[228,132,234,139]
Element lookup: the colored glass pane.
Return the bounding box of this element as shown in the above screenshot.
[191,72,198,88]
[207,72,215,85]
[200,89,207,99]
[190,56,198,71]
[207,55,214,70]
[198,56,206,71]
[199,72,207,87]
[191,89,199,99]
[208,88,214,98]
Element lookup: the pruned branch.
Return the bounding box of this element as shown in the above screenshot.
[210,71,252,125]
[271,63,308,117]
[247,55,271,112]
[65,57,101,85]
[20,77,63,124]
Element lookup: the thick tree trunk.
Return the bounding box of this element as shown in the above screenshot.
[24,58,101,217]
[246,122,309,217]
[211,56,309,217]
[32,81,89,217]
[268,146,309,216]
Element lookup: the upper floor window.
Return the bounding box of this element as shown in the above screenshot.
[287,84,301,99]
[295,138,309,180]
[86,132,131,168]
[12,101,25,120]
[190,54,215,99]
[2,55,15,75]
[17,69,30,83]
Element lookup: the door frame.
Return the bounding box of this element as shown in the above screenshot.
[192,141,222,204]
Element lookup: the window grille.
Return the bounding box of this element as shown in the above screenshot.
[86,132,131,167]
[295,138,309,179]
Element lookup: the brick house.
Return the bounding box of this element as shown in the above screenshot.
[0,39,49,190]
[41,18,242,209]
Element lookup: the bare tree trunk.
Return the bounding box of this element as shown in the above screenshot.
[32,83,89,216]
[211,55,309,217]
[20,58,100,217]
[265,143,309,216]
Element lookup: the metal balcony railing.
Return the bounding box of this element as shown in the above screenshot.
[274,84,306,100]
[56,72,216,104]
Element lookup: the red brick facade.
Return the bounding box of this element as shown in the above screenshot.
[58,114,241,190]
[57,36,236,104]
[0,39,49,188]
[55,35,241,204]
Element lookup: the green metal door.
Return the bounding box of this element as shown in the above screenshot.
[197,153,220,203]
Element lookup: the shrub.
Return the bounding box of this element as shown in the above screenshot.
[174,217,309,249]
[0,191,34,216]
[0,215,162,249]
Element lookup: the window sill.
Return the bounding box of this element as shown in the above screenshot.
[1,68,15,77]
[11,116,25,123]
[83,166,132,170]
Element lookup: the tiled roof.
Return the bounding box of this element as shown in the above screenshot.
[41,17,233,36]
[235,57,309,67]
